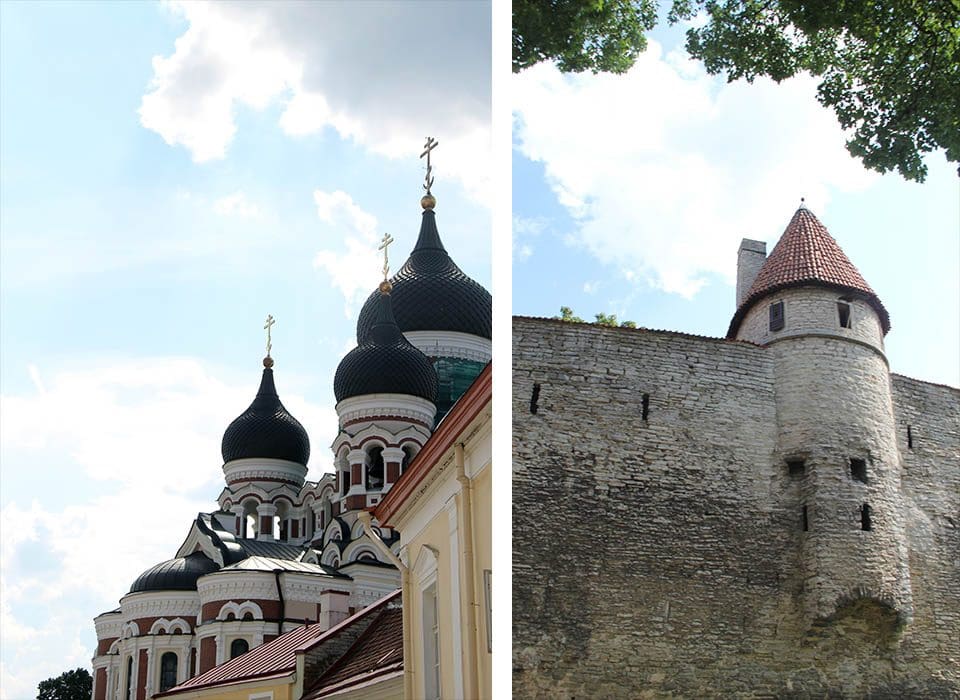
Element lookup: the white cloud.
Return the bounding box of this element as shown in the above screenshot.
[513,42,876,298]
[214,191,261,219]
[0,357,336,699]
[140,1,491,201]
[312,190,383,317]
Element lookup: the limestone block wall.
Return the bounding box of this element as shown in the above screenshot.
[513,316,960,699]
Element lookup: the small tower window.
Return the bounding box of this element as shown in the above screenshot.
[366,447,384,490]
[641,393,650,421]
[230,638,249,659]
[786,459,805,477]
[861,503,872,531]
[837,301,852,328]
[850,458,867,483]
[801,505,809,532]
[769,301,785,331]
[401,445,415,474]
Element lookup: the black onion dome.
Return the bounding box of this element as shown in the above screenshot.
[335,292,438,403]
[129,552,218,593]
[356,210,491,342]
[221,365,310,465]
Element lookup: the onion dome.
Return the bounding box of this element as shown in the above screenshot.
[728,206,890,338]
[221,358,310,465]
[335,287,438,403]
[129,551,218,593]
[355,208,491,342]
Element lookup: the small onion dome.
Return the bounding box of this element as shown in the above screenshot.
[335,291,437,403]
[128,551,218,593]
[221,360,310,465]
[355,209,491,342]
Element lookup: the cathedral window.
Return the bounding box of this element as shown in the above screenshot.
[124,656,134,700]
[861,503,872,531]
[850,458,867,483]
[341,470,349,496]
[367,446,385,490]
[530,383,541,414]
[159,652,178,692]
[401,445,416,474]
[769,301,785,331]
[837,301,852,328]
[230,638,249,659]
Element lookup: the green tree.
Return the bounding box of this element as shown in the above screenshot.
[513,0,658,73]
[513,0,960,181]
[37,668,92,700]
[555,307,637,327]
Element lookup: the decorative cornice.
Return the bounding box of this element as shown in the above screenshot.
[335,394,436,429]
[120,591,200,621]
[404,330,492,363]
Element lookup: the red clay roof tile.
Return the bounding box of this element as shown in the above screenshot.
[728,207,890,337]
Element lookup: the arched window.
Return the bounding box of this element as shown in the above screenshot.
[159,652,178,692]
[230,638,249,659]
[124,656,134,700]
[401,445,415,474]
[367,447,384,490]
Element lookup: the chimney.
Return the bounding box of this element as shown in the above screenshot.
[736,239,767,309]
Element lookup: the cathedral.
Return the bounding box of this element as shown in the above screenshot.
[513,205,959,698]
[91,174,491,700]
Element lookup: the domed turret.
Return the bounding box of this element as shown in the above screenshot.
[355,204,490,420]
[335,288,438,403]
[222,358,310,466]
[332,286,437,513]
[129,551,218,593]
[356,208,491,341]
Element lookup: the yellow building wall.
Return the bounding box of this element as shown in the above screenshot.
[401,420,492,700]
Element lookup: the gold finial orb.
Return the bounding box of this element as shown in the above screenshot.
[263,356,275,368]
[421,193,436,210]
[379,279,393,294]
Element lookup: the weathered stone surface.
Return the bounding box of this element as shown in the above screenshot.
[513,315,959,699]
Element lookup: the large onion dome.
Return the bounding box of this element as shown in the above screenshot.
[221,360,310,465]
[335,288,438,403]
[129,551,218,593]
[355,209,491,342]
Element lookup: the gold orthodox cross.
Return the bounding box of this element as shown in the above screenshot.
[378,232,395,280]
[420,136,438,194]
[264,314,275,357]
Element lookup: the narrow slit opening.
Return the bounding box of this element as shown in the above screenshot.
[530,383,541,414]
[907,425,913,449]
[801,505,809,532]
[641,393,649,421]
[861,503,872,531]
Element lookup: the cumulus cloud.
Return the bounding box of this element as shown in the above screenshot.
[140,1,491,200]
[312,190,384,317]
[513,42,875,298]
[0,357,335,698]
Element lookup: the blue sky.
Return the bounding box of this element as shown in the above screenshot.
[0,2,490,697]
[513,21,959,390]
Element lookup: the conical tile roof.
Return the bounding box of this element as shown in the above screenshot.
[728,207,890,337]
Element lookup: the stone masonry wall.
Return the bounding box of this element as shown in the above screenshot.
[513,316,960,699]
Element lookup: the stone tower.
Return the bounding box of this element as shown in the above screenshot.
[729,206,911,626]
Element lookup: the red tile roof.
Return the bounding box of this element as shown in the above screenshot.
[301,605,404,699]
[727,207,890,337]
[157,590,402,697]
